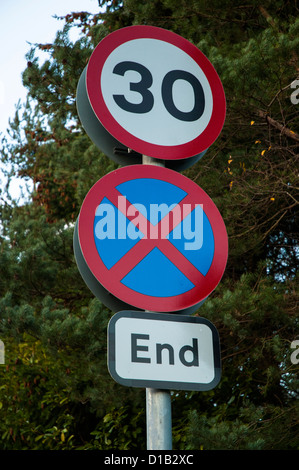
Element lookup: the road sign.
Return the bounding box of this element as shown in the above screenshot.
[74,164,228,314]
[108,311,221,391]
[77,67,207,172]
[77,25,225,164]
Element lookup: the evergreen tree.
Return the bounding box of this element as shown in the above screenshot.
[0,0,298,449]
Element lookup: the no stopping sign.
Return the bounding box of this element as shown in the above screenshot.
[81,25,226,161]
[74,165,228,314]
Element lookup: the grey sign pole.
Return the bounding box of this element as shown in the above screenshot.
[142,155,173,451]
[146,388,172,450]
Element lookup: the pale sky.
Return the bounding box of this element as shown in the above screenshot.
[0,0,100,199]
[0,0,100,136]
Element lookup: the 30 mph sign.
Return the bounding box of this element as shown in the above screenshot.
[84,25,226,161]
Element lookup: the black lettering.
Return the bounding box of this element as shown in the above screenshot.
[131,333,151,363]
[113,61,154,113]
[156,343,175,365]
[179,338,199,367]
[162,70,205,121]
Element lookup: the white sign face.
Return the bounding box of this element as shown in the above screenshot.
[100,38,213,147]
[108,311,221,391]
[86,25,226,160]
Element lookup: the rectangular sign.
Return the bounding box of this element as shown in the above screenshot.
[107,311,221,391]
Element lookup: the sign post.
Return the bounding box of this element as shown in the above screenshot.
[146,388,172,450]
[143,155,172,451]
[75,24,227,452]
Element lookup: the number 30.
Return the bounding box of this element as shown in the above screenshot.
[112,61,205,122]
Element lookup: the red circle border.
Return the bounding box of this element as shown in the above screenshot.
[78,165,228,312]
[86,25,226,160]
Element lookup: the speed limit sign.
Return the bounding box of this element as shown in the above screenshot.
[77,25,226,163]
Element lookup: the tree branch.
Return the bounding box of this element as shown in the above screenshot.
[256,110,299,143]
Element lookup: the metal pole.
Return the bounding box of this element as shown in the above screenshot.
[142,154,172,450]
[146,388,172,450]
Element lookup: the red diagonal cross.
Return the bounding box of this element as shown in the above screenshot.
[105,186,204,285]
